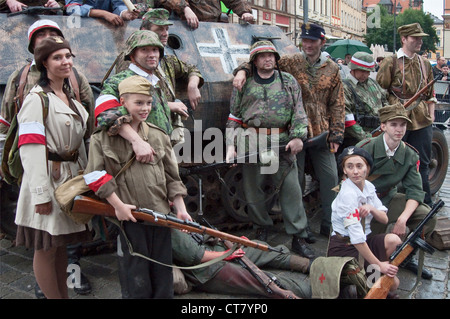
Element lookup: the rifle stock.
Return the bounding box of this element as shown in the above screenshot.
[364,200,444,299]
[72,195,284,254]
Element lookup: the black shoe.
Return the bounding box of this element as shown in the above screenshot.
[401,259,433,280]
[73,272,92,295]
[291,236,316,259]
[255,228,268,242]
[305,227,317,244]
[34,282,46,299]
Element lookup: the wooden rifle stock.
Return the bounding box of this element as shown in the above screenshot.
[222,239,300,299]
[363,245,414,299]
[72,195,284,254]
[364,200,444,299]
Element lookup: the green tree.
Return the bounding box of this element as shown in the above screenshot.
[365,6,439,53]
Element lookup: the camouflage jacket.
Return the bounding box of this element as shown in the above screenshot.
[116,54,204,103]
[129,0,189,18]
[180,0,252,22]
[96,66,173,135]
[376,50,437,131]
[343,74,388,142]
[0,61,94,136]
[226,70,308,147]
[234,52,345,144]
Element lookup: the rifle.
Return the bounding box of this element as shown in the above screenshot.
[7,6,62,16]
[72,195,285,254]
[364,199,444,299]
[180,131,329,176]
[371,74,442,137]
[198,217,299,299]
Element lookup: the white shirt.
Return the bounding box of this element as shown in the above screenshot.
[128,63,159,86]
[382,134,399,157]
[331,178,388,245]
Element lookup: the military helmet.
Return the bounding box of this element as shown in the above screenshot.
[124,30,164,61]
[348,52,375,72]
[28,19,64,54]
[249,40,280,62]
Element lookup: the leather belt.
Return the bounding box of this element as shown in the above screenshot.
[376,188,392,199]
[242,123,287,135]
[48,150,79,162]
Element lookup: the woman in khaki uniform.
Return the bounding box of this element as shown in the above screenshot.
[14,36,90,299]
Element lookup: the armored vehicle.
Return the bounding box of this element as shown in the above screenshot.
[1,10,448,240]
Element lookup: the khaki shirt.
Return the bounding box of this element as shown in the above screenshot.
[376,50,436,130]
[85,122,187,214]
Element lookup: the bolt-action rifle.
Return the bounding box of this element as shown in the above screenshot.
[371,74,442,137]
[364,199,444,299]
[72,195,285,254]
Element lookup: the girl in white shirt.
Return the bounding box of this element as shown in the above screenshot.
[327,146,402,295]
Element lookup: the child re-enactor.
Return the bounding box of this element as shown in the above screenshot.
[327,146,402,296]
[83,75,192,298]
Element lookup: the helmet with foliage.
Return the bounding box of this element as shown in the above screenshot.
[124,30,164,61]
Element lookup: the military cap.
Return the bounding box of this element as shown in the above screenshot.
[300,23,325,40]
[28,19,64,54]
[378,103,412,124]
[118,75,153,96]
[142,8,173,26]
[337,146,373,173]
[348,52,375,72]
[398,23,428,37]
[249,40,280,62]
[34,36,74,72]
[124,30,164,61]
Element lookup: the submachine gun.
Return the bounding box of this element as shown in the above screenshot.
[180,130,329,176]
[364,199,444,299]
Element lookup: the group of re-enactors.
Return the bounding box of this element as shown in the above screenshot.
[0,2,438,300]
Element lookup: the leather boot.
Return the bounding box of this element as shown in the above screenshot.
[291,236,316,259]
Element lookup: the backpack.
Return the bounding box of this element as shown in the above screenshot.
[1,92,49,185]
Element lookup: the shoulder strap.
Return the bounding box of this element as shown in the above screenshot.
[69,68,81,103]
[14,62,32,113]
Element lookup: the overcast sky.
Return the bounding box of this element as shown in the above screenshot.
[423,0,444,18]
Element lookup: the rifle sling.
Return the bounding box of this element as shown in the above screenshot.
[110,217,239,270]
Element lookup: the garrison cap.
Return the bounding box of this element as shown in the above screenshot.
[249,40,280,62]
[28,19,64,54]
[34,36,74,72]
[300,23,325,40]
[337,146,373,173]
[142,8,173,26]
[378,103,412,124]
[118,75,153,96]
[398,23,428,37]
[348,52,376,72]
[124,30,164,61]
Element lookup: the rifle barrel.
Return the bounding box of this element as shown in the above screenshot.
[72,195,284,254]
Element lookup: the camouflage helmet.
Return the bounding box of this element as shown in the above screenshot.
[348,52,375,72]
[249,41,280,62]
[124,30,164,61]
[141,8,173,27]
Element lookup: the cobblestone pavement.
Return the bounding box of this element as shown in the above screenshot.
[1,130,449,301]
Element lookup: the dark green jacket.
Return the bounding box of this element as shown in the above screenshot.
[356,133,425,206]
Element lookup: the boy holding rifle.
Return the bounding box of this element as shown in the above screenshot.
[83,75,192,298]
